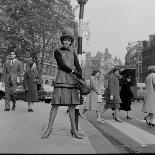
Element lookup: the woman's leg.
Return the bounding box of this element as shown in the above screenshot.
[28,102,30,110]
[41,105,59,139]
[114,108,123,122]
[149,113,155,125]
[68,105,83,139]
[79,109,87,118]
[96,111,104,123]
[126,111,132,119]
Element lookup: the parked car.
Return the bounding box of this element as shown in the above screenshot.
[0,82,53,103]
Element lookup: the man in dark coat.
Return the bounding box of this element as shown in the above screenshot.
[3,51,23,111]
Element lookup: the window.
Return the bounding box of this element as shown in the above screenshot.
[138,54,142,63]
[138,64,142,73]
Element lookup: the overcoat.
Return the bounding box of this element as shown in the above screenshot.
[142,72,155,113]
[119,80,134,111]
[85,76,101,111]
[105,74,121,104]
[3,59,23,87]
[24,69,38,102]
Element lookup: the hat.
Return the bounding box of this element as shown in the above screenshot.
[60,27,74,43]
[112,66,120,73]
[148,65,155,73]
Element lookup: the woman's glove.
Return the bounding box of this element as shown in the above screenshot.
[72,70,82,79]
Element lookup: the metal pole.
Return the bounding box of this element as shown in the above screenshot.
[75,0,87,132]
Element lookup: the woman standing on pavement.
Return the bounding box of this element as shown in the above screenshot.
[119,75,134,119]
[142,65,155,126]
[101,67,123,122]
[83,70,104,124]
[24,58,39,112]
[41,27,83,139]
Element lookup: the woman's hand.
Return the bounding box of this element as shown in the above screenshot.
[110,95,113,100]
[72,70,82,79]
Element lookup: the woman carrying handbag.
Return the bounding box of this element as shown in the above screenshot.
[41,27,83,139]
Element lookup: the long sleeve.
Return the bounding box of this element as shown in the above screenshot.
[2,62,7,83]
[23,71,28,90]
[18,61,23,81]
[90,76,100,95]
[109,76,115,96]
[73,52,82,75]
[54,50,72,73]
[152,73,155,87]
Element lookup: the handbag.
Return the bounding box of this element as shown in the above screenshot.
[97,94,102,103]
[76,78,91,95]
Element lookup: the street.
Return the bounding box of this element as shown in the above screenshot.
[0,99,155,153]
[82,100,155,153]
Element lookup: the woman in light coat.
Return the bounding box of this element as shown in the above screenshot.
[142,65,155,126]
[85,70,104,123]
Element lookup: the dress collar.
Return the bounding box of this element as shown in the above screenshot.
[60,47,70,51]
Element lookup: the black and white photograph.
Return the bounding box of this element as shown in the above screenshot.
[0,0,155,153]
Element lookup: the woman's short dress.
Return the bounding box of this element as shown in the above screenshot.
[51,48,82,106]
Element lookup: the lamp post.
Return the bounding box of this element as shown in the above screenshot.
[75,0,88,132]
[76,0,88,62]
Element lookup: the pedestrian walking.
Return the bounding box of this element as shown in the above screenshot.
[41,27,83,139]
[23,58,39,112]
[80,70,104,124]
[119,75,134,119]
[2,51,23,111]
[142,65,155,126]
[101,67,123,122]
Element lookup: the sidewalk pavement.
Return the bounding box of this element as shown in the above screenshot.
[0,100,96,154]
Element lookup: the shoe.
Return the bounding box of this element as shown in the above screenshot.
[149,123,155,126]
[144,117,151,126]
[70,130,83,139]
[97,118,105,124]
[12,105,16,111]
[70,130,85,137]
[79,114,86,119]
[114,117,123,123]
[127,116,132,120]
[28,109,33,112]
[41,131,51,139]
[4,109,10,111]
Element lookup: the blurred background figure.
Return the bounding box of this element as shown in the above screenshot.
[2,51,23,111]
[142,66,155,126]
[24,58,39,112]
[84,70,104,124]
[102,67,123,122]
[119,75,134,119]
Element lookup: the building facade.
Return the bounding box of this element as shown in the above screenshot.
[125,41,143,83]
[82,48,123,87]
[142,34,155,82]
